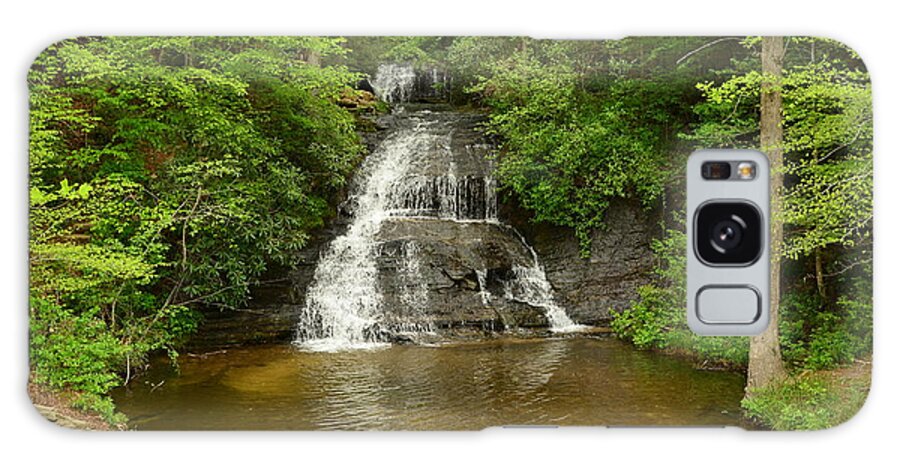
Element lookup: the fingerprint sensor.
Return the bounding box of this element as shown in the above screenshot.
[696,286,761,324]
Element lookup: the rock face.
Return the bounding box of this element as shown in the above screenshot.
[375,219,547,332]
[516,200,659,325]
[186,67,658,350]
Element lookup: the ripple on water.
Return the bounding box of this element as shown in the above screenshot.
[112,336,747,430]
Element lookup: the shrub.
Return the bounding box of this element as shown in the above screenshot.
[743,372,869,430]
[612,226,748,365]
[29,298,126,396]
[780,275,873,371]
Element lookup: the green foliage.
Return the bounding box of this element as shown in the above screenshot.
[612,226,749,365]
[743,377,837,430]
[28,37,364,421]
[835,274,874,358]
[781,61,872,260]
[382,37,432,63]
[612,285,675,349]
[339,37,455,74]
[30,298,126,396]
[685,37,873,373]
[685,72,762,148]
[783,154,872,260]
[742,372,869,430]
[72,393,127,426]
[780,293,855,370]
[780,272,873,370]
[447,37,526,86]
[686,40,873,262]
[451,39,695,255]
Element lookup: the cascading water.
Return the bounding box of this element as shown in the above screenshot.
[295,124,439,351]
[387,174,498,221]
[394,241,431,332]
[495,225,584,333]
[504,264,582,332]
[295,65,580,350]
[371,63,451,104]
[371,63,416,104]
[475,269,491,306]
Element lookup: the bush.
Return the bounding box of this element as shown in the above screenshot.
[742,372,869,430]
[780,275,873,370]
[449,40,693,255]
[612,226,748,365]
[29,298,126,396]
[611,284,673,349]
[72,393,127,426]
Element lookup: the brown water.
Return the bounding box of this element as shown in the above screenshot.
[112,336,747,430]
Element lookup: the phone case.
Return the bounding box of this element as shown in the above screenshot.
[28,36,872,431]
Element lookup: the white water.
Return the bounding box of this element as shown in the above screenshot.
[395,241,433,333]
[371,63,416,104]
[386,174,499,221]
[504,265,583,333]
[475,269,491,306]
[502,226,585,333]
[295,124,437,351]
[296,65,580,350]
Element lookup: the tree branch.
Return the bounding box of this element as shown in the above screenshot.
[824,257,873,277]
[676,37,743,65]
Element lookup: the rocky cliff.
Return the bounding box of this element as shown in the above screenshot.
[514,200,659,326]
[186,66,658,351]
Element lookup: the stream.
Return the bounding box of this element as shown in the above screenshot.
[112,335,746,430]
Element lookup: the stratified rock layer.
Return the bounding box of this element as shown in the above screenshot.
[186,66,657,351]
[525,200,658,325]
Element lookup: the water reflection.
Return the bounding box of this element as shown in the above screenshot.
[113,337,746,430]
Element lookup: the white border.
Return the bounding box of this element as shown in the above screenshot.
[2,2,896,463]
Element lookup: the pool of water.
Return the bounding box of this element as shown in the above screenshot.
[112,336,747,430]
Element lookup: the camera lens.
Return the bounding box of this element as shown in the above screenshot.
[710,218,743,251]
[695,202,762,265]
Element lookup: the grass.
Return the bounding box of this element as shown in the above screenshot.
[742,359,871,430]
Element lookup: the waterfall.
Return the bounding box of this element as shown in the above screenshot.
[503,265,582,333]
[371,64,416,104]
[501,225,584,333]
[295,108,580,351]
[295,124,437,351]
[371,63,451,104]
[475,269,491,306]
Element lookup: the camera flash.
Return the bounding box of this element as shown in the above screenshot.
[737,162,756,180]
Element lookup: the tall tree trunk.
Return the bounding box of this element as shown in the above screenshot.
[747,36,788,392]
[305,50,321,67]
[815,248,826,300]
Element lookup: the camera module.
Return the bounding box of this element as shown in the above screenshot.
[695,202,762,265]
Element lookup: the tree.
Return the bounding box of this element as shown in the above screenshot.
[748,36,787,391]
[28,37,366,419]
[683,37,872,373]
[448,38,698,255]
[779,54,872,298]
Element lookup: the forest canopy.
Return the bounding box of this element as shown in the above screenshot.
[29,37,366,419]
